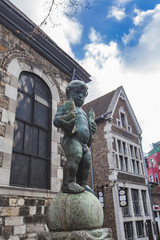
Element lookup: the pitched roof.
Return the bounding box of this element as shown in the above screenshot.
[0,0,91,83]
[83,90,115,119]
[83,86,142,135]
[148,147,160,157]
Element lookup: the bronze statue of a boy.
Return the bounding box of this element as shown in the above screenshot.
[54,80,96,193]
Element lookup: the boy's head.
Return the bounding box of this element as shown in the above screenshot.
[66,80,88,107]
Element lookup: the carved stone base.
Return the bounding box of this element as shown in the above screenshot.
[39,228,113,240]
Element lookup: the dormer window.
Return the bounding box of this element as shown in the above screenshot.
[120,112,127,128]
[128,125,132,132]
[116,108,132,133]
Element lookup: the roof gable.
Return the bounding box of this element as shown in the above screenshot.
[114,87,142,135]
[83,86,142,135]
[83,90,115,119]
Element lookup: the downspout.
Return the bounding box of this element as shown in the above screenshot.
[139,136,157,239]
[90,146,94,194]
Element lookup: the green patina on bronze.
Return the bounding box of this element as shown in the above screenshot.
[54,80,97,194]
[47,191,104,232]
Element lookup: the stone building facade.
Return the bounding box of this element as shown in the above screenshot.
[83,87,156,240]
[0,1,91,239]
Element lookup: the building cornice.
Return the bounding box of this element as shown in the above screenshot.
[0,0,91,83]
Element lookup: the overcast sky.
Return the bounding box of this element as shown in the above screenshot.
[10,0,160,153]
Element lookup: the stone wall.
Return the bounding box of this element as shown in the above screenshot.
[0,23,68,239]
[111,125,139,144]
[0,23,68,189]
[0,194,52,240]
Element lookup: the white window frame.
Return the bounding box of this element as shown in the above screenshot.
[149,175,153,182]
[154,173,159,184]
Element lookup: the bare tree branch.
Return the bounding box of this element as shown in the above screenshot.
[39,0,55,27]
[39,0,91,28]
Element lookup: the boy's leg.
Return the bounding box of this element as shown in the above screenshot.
[76,146,92,192]
[62,138,84,193]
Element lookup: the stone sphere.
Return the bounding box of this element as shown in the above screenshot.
[47,191,104,231]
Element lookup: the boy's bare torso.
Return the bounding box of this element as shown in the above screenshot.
[73,106,90,144]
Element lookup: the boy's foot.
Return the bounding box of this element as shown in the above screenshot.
[82,185,93,193]
[61,182,85,194]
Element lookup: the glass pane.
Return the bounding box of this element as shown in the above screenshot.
[34,102,49,129]
[18,74,34,94]
[24,125,33,154]
[13,120,24,152]
[16,92,33,122]
[10,153,29,187]
[38,130,48,158]
[35,77,51,100]
[32,127,38,156]
[29,157,48,189]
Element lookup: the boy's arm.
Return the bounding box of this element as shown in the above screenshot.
[53,104,77,132]
[87,109,97,147]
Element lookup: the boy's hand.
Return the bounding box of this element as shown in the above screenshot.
[66,110,77,120]
[59,118,77,132]
[90,121,97,134]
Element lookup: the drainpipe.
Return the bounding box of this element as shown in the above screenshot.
[90,146,94,194]
[139,136,157,239]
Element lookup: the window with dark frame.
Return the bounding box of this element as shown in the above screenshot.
[136,161,140,174]
[131,189,141,216]
[119,155,124,170]
[136,221,144,238]
[150,158,154,168]
[130,145,134,158]
[120,112,127,128]
[122,205,130,217]
[132,160,136,173]
[117,139,122,153]
[155,173,159,184]
[122,189,130,217]
[141,190,148,216]
[125,157,128,171]
[124,222,134,240]
[10,72,52,189]
[149,175,153,182]
[122,142,126,155]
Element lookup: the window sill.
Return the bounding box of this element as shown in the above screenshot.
[0,184,57,198]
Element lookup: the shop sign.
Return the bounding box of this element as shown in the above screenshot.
[153,205,160,211]
[98,191,104,208]
[119,188,128,207]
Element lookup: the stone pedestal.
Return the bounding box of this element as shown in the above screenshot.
[39,228,113,240]
[39,191,114,240]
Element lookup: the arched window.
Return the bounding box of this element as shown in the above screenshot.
[10,72,52,189]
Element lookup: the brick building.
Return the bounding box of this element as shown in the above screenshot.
[146,142,160,236]
[83,86,156,240]
[148,183,160,237]
[146,142,160,191]
[0,1,91,239]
